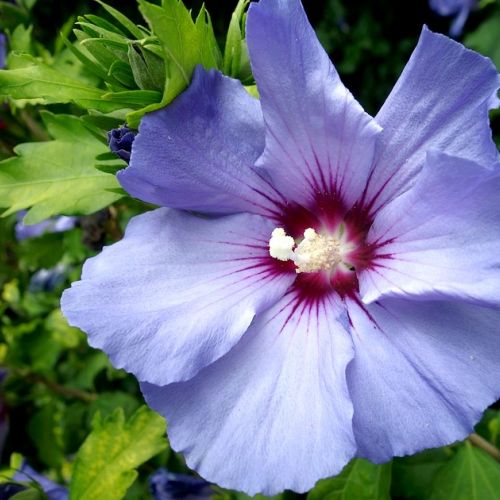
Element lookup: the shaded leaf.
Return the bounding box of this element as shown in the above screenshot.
[308,459,391,500]
[391,447,452,499]
[429,441,500,500]
[465,9,500,71]
[27,401,66,468]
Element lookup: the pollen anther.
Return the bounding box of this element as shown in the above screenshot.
[269,227,348,274]
[269,228,295,261]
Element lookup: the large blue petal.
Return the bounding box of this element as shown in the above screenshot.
[61,208,293,385]
[347,298,500,461]
[142,292,356,495]
[246,0,382,210]
[367,26,500,213]
[119,67,279,217]
[360,152,500,307]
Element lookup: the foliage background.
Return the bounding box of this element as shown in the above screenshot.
[0,0,499,498]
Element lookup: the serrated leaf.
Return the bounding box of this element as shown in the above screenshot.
[0,112,122,224]
[0,57,121,111]
[83,14,126,36]
[429,442,500,500]
[8,24,33,55]
[129,0,221,127]
[69,406,167,500]
[308,459,391,500]
[95,0,145,40]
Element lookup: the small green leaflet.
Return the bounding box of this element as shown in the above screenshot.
[69,406,168,500]
[307,459,392,500]
[223,0,252,82]
[0,112,123,224]
[429,441,500,500]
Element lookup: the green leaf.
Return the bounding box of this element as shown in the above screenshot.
[103,89,162,106]
[108,60,136,88]
[87,392,140,423]
[61,36,109,80]
[308,459,392,500]
[223,0,250,78]
[429,441,500,500]
[76,21,129,44]
[465,9,500,71]
[0,2,30,28]
[0,57,120,111]
[95,0,145,40]
[128,43,166,91]
[68,351,110,390]
[213,489,282,500]
[10,489,46,500]
[69,406,167,500]
[82,14,126,37]
[129,0,222,127]
[8,24,33,55]
[0,112,122,224]
[27,401,66,468]
[391,447,452,500]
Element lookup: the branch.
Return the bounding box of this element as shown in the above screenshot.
[469,433,500,462]
[10,368,97,403]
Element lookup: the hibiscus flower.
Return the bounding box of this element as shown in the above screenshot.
[62,0,500,494]
[430,0,476,36]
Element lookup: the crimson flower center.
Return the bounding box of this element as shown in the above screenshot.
[269,226,355,274]
[267,196,377,299]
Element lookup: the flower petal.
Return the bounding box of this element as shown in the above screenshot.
[118,67,279,217]
[366,26,500,212]
[61,208,293,386]
[347,298,500,462]
[360,151,500,307]
[246,0,382,209]
[141,293,356,495]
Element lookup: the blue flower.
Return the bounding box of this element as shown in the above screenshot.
[62,0,500,494]
[149,469,212,500]
[108,126,137,163]
[15,211,77,240]
[4,462,68,500]
[0,370,8,459]
[0,33,6,69]
[29,264,68,293]
[430,0,476,36]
